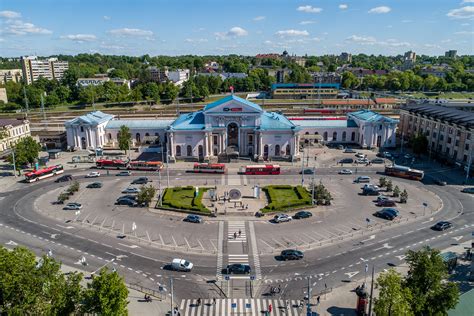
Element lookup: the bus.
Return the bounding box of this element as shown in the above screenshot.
[25,165,64,183]
[193,163,226,174]
[244,164,281,175]
[95,159,129,169]
[385,164,424,181]
[128,161,163,171]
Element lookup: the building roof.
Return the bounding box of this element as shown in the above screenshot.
[449,289,474,316]
[203,95,263,112]
[0,118,26,128]
[106,119,174,130]
[290,118,358,128]
[349,109,399,124]
[169,111,205,131]
[271,83,340,90]
[64,111,114,126]
[402,104,474,128]
[259,111,298,131]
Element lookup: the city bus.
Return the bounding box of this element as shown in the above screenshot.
[25,165,64,183]
[243,164,281,175]
[384,164,424,181]
[193,163,226,174]
[128,161,163,171]
[95,159,129,169]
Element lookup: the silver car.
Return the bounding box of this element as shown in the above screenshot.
[273,214,292,223]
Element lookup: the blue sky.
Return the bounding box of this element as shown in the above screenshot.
[0,0,473,57]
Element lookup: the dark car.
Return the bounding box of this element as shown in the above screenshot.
[344,148,355,153]
[299,168,314,175]
[115,198,138,207]
[118,195,137,201]
[376,199,397,207]
[461,187,474,194]
[86,182,103,188]
[55,175,73,183]
[339,158,354,164]
[431,221,453,231]
[280,249,304,261]
[183,214,202,223]
[362,188,380,196]
[293,211,312,219]
[116,171,131,176]
[374,208,399,220]
[434,179,447,186]
[132,177,150,185]
[226,264,251,274]
[370,158,385,164]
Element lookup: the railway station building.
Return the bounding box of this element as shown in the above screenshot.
[65,95,397,161]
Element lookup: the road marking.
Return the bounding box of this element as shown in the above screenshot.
[360,235,376,243]
[421,217,434,224]
[373,243,393,251]
[118,243,140,249]
[452,236,463,242]
[6,240,18,246]
[344,271,360,279]
[396,255,407,261]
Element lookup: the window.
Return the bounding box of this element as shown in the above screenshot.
[332,132,337,141]
[432,132,437,139]
[342,131,346,141]
[440,135,444,141]
[455,140,459,147]
[80,126,84,132]
[187,145,192,156]
[379,125,382,130]
[323,132,328,141]
[464,155,468,162]
[351,132,355,142]
[286,144,290,156]
[248,134,253,145]
[447,137,452,144]
[213,135,218,145]
[466,144,470,151]
[274,144,280,156]
[176,145,181,157]
[468,133,471,140]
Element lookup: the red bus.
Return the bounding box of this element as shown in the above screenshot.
[95,159,129,169]
[193,163,226,174]
[128,161,163,171]
[25,165,64,183]
[244,164,281,175]
[385,165,424,181]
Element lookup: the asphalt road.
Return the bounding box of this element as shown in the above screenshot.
[0,166,473,302]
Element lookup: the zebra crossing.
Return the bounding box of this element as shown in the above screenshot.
[179,298,308,316]
[227,221,247,244]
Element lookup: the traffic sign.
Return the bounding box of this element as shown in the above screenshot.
[246,303,251,309]
[250,275,256,280]
[225,276,230,280]
[231,303,237,309]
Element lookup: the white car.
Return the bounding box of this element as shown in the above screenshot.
[86,171,101,178]
[363,184,381,191]
[63,203,82,210]
[170,258,193,272]
[339,169,353,175]
[273,214,292,223]
[356,158,369,164]
[122,187,139,194]
[355,153,366,158]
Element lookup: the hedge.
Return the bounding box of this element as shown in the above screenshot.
[160,186,210,213]
[261,185,312,213]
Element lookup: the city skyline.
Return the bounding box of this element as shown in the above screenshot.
[0,0,473,57]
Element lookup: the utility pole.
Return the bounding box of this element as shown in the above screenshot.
[40,93,46,121]
[311,167,315,205]
[170,277,174,315]
[166,149,170,187]
[11,149,17,178]
[306,278,313,315]
[368,265,375,316]
[301,149,305,186]
[466,150,472,184]
[23,86,29,118]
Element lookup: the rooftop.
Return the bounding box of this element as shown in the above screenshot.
[349,109,399,124]
[65,111,114,126]
[290,118,358,128]
[169,111,205,131]
[0,118,27,128]
[203,95,263,113]
[402,104,474,128]
[106,119,174,130]
[259,111,298,131]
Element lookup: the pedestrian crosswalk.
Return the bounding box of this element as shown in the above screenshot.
[179,298,308,316]
[227,221,247,243]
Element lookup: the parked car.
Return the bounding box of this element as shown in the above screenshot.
[362,184,380,191]
[63,203,82,210]
[183,214,203,223]
[131,177,150,185]
[376,199,397,207]
[280,249,304,261]
[355,153,365,158]
[354,176,371,183]
[461,187,474,194]
[85,171,100,178]
[404,154,413,160]
[226,264,251,274]
[376,195,390,202]
[86,182,102,188]
[115,198,138,207]
[337,145,345,150]
[434,179,447,186]
[363,188,380,196]
[370,158,385,164]
[293,211,312,219]
[122,187,139,194]
[356,158,369,164]
[55,175,73,183]
[344,148,355,153]
[299,168,314,175]
[339,169,353,175]
[374,208,399,220]
[339,158,354,164]
[171,259,193,272]
[116,171,131,176]
[117,195,137,201]
[431,221,453,231]
[273,214,292,223]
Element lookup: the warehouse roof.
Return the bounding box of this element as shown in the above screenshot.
[349,109,399,124]
[402,104,474,128]
[65,111,114,126]
[106,119,174,130]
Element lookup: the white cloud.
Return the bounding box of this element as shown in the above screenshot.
[215,26,248,39]
[368,6,391,14]
[276,29,310,37]
[299,20,315,25]
[424,43,441,49]
[103,16,111,20]
[346,35,377,44]
[60,34,97,42]
[447,6,474,19]
[401,19,412,23]
[339,4,348,10]
[0,38,4,42]
[3,20,52,35]
[462,0,474,3]
[461,22,470,25]
[297,5,322,13]
[0,10,21,19]
[253,16,265,21]
[108,28,153,37]
[185,38,208,43]
[454,30,474,35]
[345,35,409,47]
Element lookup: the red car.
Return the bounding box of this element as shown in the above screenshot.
[376,200,397,207]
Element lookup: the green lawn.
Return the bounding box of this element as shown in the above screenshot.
[261,185,312,213]
[160,186,210,214]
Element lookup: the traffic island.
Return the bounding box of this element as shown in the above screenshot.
[157,186,211,215]
[260,185,313,213]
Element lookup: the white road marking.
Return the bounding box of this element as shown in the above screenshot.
[344,271,360,279]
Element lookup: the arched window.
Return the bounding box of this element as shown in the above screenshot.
[351,131,356,142]
[342,131,347,141]
[145,133,150,137]
[314,132,319,135]
[198,145,203,158]
[187,145,192,156]
[275,144,280,156]
[108,133,112,141]
[332,132,337,141]
[263,144,269,157]
[323,132,328,141]
[176,145,181,157]
[286,144,291,156]
[136,133,141,143]
[305,132,309,135]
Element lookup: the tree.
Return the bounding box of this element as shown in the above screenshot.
[341,71,359,89]
[161,82,179,104]
[379,177,387,187]
[386,179,393,192]
[82,267,129,316]
[8,136,42,170]
[400,189,408,203]
[137,185,156,206]
[411,133,428,156]
[374,269,414,316]
[313,182,332,205]
[405,247,459,315]
[117,125,131,154]
[393,185,400,198]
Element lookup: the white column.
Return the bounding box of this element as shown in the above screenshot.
[169,133,175,157]
[204,132,209,157]
[259,132,263,157]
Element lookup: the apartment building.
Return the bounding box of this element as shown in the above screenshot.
[21,56,69,84]
[0,69,22,84]
[399,104,474,167]
[0,119,31,153]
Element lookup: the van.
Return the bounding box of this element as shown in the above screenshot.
[354,176,371,183]
[171,259,193,272]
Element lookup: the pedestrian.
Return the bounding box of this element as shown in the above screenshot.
[197,298,201,306]
[317,296,320,305]
[213,298,216,305]
[278,284,281,293]
[286,300,290,310]
[238,229,241,237]
[233,232,237,239]
[268,303,272,313]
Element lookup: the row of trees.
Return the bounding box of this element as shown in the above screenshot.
[0,246,128,315]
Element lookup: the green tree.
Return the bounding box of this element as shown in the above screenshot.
[400,189,408,203]
[82,267,129,316]
[8,136,42,170]
[341,71,359,89]
[137,185,156,206]
[386,179,393,192]
[411,133,428,155]
[79,85,98,105]
[405,247,459,315]
[379,177,387,187]
[374,269,414,316]
[161,82,179,104]
[393,185,400,198]
[117,125,131,154]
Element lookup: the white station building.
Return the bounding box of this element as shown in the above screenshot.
[65,95,398,161]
